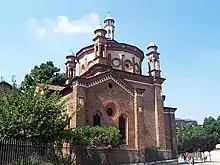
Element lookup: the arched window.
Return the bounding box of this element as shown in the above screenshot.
[100,45,105,56]
[93,113,101,126]
[70,68,73,78]
[108,29,111,38]
[119,115,126,143]
[155,60,160,70]
[149,60,154,70]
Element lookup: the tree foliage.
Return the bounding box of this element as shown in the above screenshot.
[69,126,121,148]
[0,86,70,142]
[21,61,66,89]
[0,60,122,151]
[177,116,220,154]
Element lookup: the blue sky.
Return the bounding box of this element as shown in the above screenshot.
[0,0,219,123]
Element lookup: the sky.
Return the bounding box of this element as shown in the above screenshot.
[0,0,220,124]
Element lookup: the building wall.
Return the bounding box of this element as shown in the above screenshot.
[127,81,166,149]
[61,89,77,128]
[78,50,142,75]
[84,79,135,149]
[0,82,12,97]
[164,111,177,158]
[175,118,198,128]
[62,75,174,151]
[110,50,141,74]
[79,52,95,75]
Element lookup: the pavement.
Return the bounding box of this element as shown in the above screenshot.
[178,161,220,165]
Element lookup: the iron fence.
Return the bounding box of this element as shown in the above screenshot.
[0,139,175,165]
[0,139,56,165]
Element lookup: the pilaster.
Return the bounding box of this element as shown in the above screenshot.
[154,84,166,149]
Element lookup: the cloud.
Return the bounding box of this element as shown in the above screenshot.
[29,18,48,36]
[29,13,100,36]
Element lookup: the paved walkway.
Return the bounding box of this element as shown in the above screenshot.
[178,161,220,165]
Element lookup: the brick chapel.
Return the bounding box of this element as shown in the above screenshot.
[53,14,177,155]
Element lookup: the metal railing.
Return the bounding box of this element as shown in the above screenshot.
[0,139,175,165]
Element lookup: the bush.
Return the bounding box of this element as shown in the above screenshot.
[70,126,121,149]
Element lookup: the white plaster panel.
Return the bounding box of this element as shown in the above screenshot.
[110,50,122,70]
[79,52,95,75]
[79,53,95,65]
[110,50,141,73]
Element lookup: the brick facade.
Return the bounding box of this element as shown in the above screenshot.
[56,15,177,154]
[164,107,178,158]
[59,66,176,151]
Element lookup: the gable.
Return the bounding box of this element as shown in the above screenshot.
[73,69,135,96]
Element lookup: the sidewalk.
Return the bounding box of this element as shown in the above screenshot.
[178,160,220,164]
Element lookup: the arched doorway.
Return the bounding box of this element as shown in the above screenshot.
[119,115,126,143]
[93,113,101,126]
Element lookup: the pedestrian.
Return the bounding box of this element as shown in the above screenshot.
[187,153,192,165]
[192,156,195,165]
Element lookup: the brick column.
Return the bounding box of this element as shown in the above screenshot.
[134,89,145,150]
[75,86,87,127]
[134,91,139,149]
[154,85,166,149]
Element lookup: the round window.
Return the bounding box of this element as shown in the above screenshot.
[112,58,120,67]
[108,83,112,89]
[106,108,113,117]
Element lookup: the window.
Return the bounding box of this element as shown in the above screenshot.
[119,115,126,143]
[155,60,160,70]
[100,45,105,56]
[108,29,111,38]
[108,83,112,89]
[149,61,154,70]
[70,68,73,78]
[93,113,101,126]
[106,108,113,117]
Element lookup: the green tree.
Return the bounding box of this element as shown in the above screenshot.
[0,85,70,142]
[177,116,220,159]
[70,126,121,148]
[21,61,66,89]
[177,124,204,154]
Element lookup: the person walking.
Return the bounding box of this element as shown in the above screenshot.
[192,156,195,165]
[187,153,192,165]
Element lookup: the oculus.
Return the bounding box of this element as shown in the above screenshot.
[112,58,120,67]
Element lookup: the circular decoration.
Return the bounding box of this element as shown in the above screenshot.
[112,58,121,67]
[106,108,113,117]
[103,101,119,120]
[124,60,133,70]
[88,61,93,68]
[134,63,140,72]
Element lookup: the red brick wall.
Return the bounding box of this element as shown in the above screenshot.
[64,77,167,150]
[79,79,135,149]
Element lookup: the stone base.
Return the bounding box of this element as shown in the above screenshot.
[120,159,178,165]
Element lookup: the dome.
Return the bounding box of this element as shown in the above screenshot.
[104,12,115,23]
[104,16,114,21]
[148,42,157,47]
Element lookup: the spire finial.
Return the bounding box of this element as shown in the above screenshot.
[68,50,75,56]
[108,12,111,17]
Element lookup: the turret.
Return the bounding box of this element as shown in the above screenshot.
[103,12,115,40]
[93,24,107,58]
[65,51,77,84]
[147,42,161,78]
